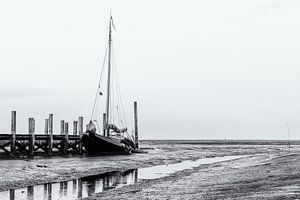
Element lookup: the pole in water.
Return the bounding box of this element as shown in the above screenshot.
[103,113,106,136]
[48,114,54,156]
[10,111,16,157]
[287,123,291,148]
[78,116,83,154]
[64,122,69,155]
[60,120,65,135]
[73,121,78,135]
[134,101,139,148]
[29,118,35,158]
[44,119,49,134]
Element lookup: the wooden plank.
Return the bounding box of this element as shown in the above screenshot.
[10,111,16,156]
[134,101,139,148]
[78,117,83,154]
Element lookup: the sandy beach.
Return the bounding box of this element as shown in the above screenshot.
[0,141,299,199]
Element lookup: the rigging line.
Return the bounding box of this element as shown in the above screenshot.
[112,50,122,128]
[111,59,115,124]
[94,120,101,132]
[116,106,123,128]
[111,48,124,129]
[110,41,125,128]
[90,43,109,120]
[109,61,114,125]
[115,67,128,128]
[113,68,124,128]
[115,61,128,128]
[112,59,120,127]
[111,43,128,128]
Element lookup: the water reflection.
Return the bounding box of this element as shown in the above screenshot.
[0,155,247,200]
[0,169,137,200]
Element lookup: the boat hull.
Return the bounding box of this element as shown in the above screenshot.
[82,132,132,155]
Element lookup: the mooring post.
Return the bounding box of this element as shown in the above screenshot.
[10,111,16,156]
[134,101,139,148]
[64,122,69,155]
[44,119,49,134]
[73,121,78,135]
[103,113,106,136]
[60,120,65,135]
[48,114,53,156]
[29,118,35,158]
[78,117,83,154]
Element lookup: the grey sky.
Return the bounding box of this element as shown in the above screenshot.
[1,0,300,139]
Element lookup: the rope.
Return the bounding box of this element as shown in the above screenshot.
[90,43,109,120]
[111,44,128,128]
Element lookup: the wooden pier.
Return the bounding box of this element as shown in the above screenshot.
[0,111,85,158]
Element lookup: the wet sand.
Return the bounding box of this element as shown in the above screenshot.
[0,141,299,199]
[89,144,300,200]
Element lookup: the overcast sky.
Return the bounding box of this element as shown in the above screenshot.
[0,0,300,139]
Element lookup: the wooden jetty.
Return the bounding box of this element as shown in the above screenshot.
[0,101,141,158]
[0,111,85,158]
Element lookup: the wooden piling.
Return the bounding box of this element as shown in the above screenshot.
[134,101,139,148]
[44,119,49,134]
[1,112,89,158]
[48,114,53,156]
[103,113,106,136]
[64,122,69,155]
[60,120,65,135]
[73,121,78,135]
[10,111,16,156]
[78,117,83,154]
[28,118,35,158]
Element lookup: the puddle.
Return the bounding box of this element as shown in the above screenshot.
[138,155,248,179]
[0,155,247,200]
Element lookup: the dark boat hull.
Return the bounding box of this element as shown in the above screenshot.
[82,132,132,155]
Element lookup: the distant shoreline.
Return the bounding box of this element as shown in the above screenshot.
[140,139,300,145]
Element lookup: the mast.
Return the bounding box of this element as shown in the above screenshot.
[105,16,113,137]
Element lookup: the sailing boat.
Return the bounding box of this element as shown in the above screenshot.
[82,15,136,155]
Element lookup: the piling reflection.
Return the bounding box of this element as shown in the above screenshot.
[0,155,248,200]
[0,169,137,200]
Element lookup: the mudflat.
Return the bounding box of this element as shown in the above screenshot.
[0,141,299,199]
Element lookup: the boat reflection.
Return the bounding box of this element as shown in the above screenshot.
[1,169,137,200]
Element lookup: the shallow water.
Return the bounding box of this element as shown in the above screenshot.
[138,155,248,179]
[0,155,247,200]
